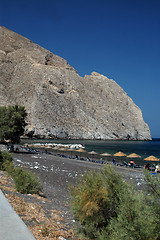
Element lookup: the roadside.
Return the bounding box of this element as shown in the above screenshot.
[0,170,76,240]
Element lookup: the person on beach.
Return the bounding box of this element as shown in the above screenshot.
[130,160,136,167]
[155,165,160,173]
[112,159,116,165]
[145,163,151,170]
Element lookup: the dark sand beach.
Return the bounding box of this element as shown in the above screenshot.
[0,147,146,239]
[13,150,145,225]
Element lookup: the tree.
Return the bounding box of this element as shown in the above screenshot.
[0,105,27,144]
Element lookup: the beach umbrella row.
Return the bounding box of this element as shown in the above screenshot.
[51,146,160,163]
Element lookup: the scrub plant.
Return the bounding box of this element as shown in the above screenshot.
[143,171,160,240]
[1,150,42,195]
[0,150,13,170]
[12,167,42,194]
[70,165,159,240]
[70,166,128,239]
[103,187,156,240]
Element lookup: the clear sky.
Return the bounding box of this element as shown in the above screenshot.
[0,0,160,138]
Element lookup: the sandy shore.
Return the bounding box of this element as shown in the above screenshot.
[12,150,145,228]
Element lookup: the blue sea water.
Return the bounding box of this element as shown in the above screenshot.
[22,138,160,159]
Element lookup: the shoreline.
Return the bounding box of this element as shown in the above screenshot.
[19,139,160,160]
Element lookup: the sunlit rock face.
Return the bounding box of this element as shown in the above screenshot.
[0,26,151,140]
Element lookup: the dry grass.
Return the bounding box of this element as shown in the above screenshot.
[0,171,79,239]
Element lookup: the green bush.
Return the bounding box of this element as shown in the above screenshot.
[70,166,128,239]
[3,160,15,176]
[70,171,108,238]
[70,165,159,240]
[0,150,42,195]
[143,171,160,239]
[0,150,13,170]
[104,189,156,240]
[12,167,42,194]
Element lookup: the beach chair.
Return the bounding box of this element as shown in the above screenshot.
[123,161,129,167]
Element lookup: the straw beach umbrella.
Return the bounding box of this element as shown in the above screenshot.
[88,151,98,155]
[58,147,66,154]
[100,152,112,163]
[113,151,127,165]
[52,146,59,153]
[144,155,160,171]
[113,151,127,157]
[88,151,98,160]
[144,155,159,161]
[100,152,112,157]
[127,153,141,158]
[67,148,75,158]
[76,148,86,159]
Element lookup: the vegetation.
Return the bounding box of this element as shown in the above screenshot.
[0,150,13,170]
[12,167,42,194]
[1,151,42,195]
[70,165,160,240]
[0,105,27,144]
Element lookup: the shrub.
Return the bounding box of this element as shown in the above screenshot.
[0,150,42,195]
[70,171,108,238]
[70,165,159,240]
[12,167,42,194]
[143,171,160,239]
[0,150,13,170]
[104,188,156,240]
[144,170,160,199]
[3,160,14,176]
[70,165,128,239]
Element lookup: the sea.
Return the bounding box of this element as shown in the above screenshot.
[21,138,160,165]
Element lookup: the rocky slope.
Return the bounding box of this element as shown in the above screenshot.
[0,26,151,140]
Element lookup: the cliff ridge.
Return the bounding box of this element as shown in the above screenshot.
[0,26,151,140]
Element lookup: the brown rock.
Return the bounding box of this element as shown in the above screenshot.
[0,26,151,140]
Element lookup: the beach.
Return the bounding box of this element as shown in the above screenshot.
[0,147,146,239]
[13,150,144,221]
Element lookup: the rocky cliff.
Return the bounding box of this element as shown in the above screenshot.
[0,26,151,140]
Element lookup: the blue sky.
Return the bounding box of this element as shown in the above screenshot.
[1,0,160,138]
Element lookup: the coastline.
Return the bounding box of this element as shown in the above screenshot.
[20,138,160,159]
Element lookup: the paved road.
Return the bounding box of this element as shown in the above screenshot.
[0,189,35,240]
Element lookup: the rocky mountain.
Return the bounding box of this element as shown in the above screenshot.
[0,26,151,140]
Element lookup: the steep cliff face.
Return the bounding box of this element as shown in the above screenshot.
[0,26,151,140]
